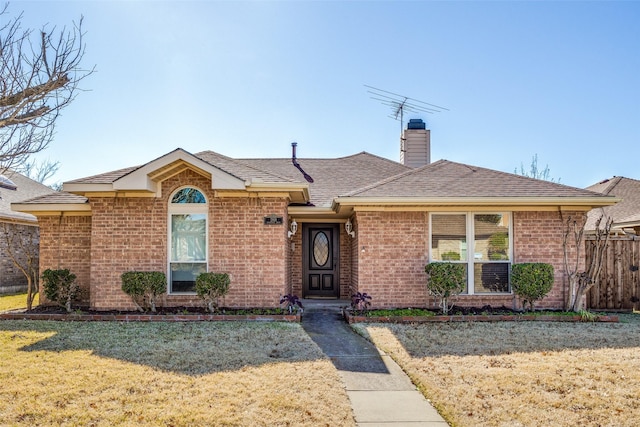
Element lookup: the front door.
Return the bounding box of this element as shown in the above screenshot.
[303,224,340,298]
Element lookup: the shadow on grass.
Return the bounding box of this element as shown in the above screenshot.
[353,313,640,359]
[0,320,326,376]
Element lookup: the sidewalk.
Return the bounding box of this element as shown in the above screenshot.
[301,300,449,426]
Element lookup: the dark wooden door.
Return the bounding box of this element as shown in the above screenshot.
[303,224,339,298]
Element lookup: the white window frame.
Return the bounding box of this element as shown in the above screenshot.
[168,186,208,295]
[429,212,513,295]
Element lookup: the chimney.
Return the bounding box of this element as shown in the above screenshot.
[400,118,430,168]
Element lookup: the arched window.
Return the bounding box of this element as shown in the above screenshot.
[168,187,207,293]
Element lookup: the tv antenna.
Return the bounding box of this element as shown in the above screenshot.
[365,84,449,136]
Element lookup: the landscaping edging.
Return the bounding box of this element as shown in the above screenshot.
[343,310,619,324]
[0,312,301,322]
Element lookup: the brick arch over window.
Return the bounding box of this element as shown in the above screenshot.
[168,186,208,293]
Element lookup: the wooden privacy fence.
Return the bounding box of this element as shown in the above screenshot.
[587,236,640,310]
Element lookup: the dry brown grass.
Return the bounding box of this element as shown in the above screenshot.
[353,314,640,427]
[0,321,355,426]
[0,292,39,312]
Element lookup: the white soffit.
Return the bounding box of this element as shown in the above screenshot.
[113,149,245,191]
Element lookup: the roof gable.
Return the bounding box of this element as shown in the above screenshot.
[64,148,247,194]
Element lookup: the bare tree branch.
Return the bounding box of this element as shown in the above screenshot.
[17,157,60,186]
[562,213,613,311]
[1,222,39,310]
[0,4,93,173]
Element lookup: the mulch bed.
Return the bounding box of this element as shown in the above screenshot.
[0,305,301,322]
[344,305,619,324]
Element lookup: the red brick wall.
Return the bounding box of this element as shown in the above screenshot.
[353,209,581,310]
[209,196,289,308]
[350,216,359,298]
[513,210,585,310]
[339,226,353,299]
[89,195,166,310]
[290,225,303,297]
[38,169,291,310]
[38,215,92,304]
[355,211,430,308]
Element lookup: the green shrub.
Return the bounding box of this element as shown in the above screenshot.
[121,271,167,312]
[511,263,554,311]
[195,272,230,313]
[425,262,466,315]
[42,269,79,313]
[441,251,461,261]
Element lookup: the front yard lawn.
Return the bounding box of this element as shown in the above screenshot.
[353,313,640,427]
[0,292,38,312]
[0,320,355,426]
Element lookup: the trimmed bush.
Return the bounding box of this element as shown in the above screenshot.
[121,271,167,312]
[511,263,554,311]
[441,251,461,261]
[425,262,466,315]
[195,272,230,313]
[42,269,79,313]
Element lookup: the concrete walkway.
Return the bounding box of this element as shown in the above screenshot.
[301,300,449,426]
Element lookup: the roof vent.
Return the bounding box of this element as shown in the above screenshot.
[0,174,17,190]
[407,118,426,130]
[291,142,314,183]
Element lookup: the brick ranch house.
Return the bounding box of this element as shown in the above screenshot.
[13,120,617,311]
[1,171,54,294]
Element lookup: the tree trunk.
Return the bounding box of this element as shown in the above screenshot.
[563,214,612,311]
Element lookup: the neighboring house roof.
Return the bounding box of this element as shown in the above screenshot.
[0,170,56,223]
[585,176,640,232]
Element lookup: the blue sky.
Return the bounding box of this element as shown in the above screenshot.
[12,0,640,188]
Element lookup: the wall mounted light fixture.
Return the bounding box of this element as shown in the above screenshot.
[288,219,298,239]
[345,218,355,238]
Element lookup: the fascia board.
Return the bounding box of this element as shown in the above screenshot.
[113,149,245,191]
[11,203,91,213]
[332,196,621,209]
[0,212,37,224]
[288,206,335,215]
[246,182,310,202]
[613,220,640,228]
[287,206,343,221]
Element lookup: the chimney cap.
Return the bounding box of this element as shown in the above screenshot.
[407,118,426,130]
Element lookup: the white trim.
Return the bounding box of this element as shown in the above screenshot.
[167,186,209,295]
[429,211,513,295]
[11,203,91,213]
[334,196,620,208]
[116,149,245,192]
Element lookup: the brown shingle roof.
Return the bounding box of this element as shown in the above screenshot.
[194,151,296,183]
[66,151,297,186]
[345,160,606,199]
[0,170,56,222]
[16,192,88,205]
[236,152,411,207]
[586,176,640,230]
[65,166,140,184]
[42,151,615,212]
